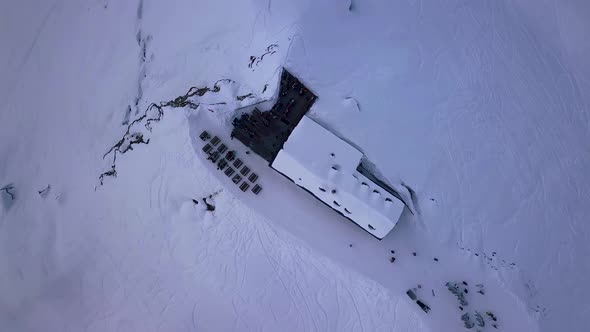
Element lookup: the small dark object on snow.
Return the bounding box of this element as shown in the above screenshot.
[486,311,497,322]
[413,252,417,256]
[38,185,51,197]
[331,189,337,194]
[349,244,353,248]
[461,312,475,329]
[192,199,199,205]
[391,250,395,254]
[434,258,439,261]
[418,284,422,289]
[462,281,468,286]
[199,130,210,141]
[217,143,228,153]
[390,257,396,263]
[251,184,262,195]
[202,198,215,211]
[225,150,236,161]
[432,289,435,297]
[464,289,468,294]
[406,289,417,301]
[217,159,228,170]
[446,282,468,306]
[459,306,464,311]
[233,158,243,168]
[209,151,220,163]
[474,311,485,327]
[236,93,254,101]
[248,173,258,182]
[416,300,430,313]
[493,323,498,329]
[476,284,485,295]
[225,167,235,177]
[245,151,250,154]
[239,182,250,192]
[240,166,251,176]
[1,185,16,200]
[475,253,479,256]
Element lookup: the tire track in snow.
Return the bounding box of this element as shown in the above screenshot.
[259,224,319,331]
[15,0,60,77]
[255,228,299,304]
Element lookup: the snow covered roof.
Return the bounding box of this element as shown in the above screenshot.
[271,116,404,239]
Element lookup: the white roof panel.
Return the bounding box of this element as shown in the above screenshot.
[271,115,403,239]
[281,116,363,173]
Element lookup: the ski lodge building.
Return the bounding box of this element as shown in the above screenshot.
[232,69,405,239]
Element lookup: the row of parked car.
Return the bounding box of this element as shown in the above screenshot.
[200,130,262,195]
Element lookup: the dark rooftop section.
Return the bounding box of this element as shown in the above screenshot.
[231,69,317,162]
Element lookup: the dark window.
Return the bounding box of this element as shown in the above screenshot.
[344,208,351,214]
[318,187,326,192]
[373,189,380,194]
[385,198,392,202]
[333,201,340,207]
[368,224,376,230]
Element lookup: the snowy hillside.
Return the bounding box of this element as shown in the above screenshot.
[1,0,589,331]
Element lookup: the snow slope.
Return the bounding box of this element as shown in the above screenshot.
[0,1,428,331]
[1,0,589,331]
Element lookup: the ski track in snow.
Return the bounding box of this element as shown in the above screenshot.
[1,0,589,331]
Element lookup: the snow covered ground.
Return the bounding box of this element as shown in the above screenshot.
[1,0,589,331]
